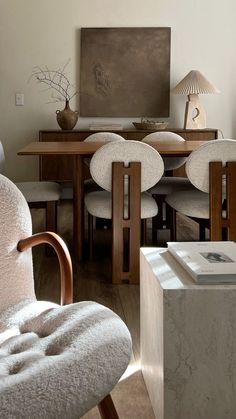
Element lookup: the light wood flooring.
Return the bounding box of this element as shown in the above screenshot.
[31,200,200,419]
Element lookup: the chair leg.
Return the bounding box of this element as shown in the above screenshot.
[88,213,94,260]
[46,201,57,233]
[169,207,177,241]
[199,223,206,241]
[98,394,119,419]
[141,219,147,245]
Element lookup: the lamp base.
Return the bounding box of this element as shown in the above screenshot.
[184,94,206,129]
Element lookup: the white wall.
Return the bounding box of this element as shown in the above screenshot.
[0,0,235,180]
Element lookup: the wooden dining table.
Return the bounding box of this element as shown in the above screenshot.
[18,140,205,261]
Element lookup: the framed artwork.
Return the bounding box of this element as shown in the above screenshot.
[80,27,171,117]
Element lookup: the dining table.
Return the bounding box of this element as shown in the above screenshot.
[18,140,205,261]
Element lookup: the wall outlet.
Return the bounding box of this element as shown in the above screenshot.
[15,93,24,106]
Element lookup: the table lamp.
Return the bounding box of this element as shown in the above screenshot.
[172,70,220,129]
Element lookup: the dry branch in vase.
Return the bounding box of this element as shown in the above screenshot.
[29,61,79,130]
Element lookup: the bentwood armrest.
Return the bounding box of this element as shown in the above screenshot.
[17,232,73,305]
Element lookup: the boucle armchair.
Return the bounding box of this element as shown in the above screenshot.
[0,174,132,418]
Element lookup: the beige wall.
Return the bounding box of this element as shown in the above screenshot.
[1,0,235,181]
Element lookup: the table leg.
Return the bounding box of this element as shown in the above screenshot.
[73,155,84,261]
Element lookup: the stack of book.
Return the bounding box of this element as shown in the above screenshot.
[167,241,236,284]
[89,123,123,131]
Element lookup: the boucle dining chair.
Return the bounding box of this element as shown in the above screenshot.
[165,139,236,241]
[0,141,60,233]
[0,173,132,419]
[84,140,164,284]
[83,131,125,193]
[142,131,194,242]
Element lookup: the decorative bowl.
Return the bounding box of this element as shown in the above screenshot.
[132,122,168,131]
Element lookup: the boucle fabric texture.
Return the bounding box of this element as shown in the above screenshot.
[143,131,187,171]
[0,174,35,312]
[15,182,61,202]
[0,300,132,419]
[0,174,132,418]
[186,139,236,192]
[90,140,164,192]
[83,131,125,167]
[85,190,158,219]
[166,189,210,219]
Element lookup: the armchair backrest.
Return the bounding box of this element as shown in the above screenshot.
[0,174,35,312]
[142,131,187,171]
[186,139,236,192]
[89,140,164,192]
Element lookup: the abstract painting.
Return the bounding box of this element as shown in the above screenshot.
[80,27,171,117]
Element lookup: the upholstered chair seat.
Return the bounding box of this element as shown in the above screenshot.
[0,299,131,419]
[85,190,158,219]
[142,131,192,242]
[15,181,60,202]
[0,141,61,233]
[165,139,236,240]
[148,176,192,195]
[0,173,132,418]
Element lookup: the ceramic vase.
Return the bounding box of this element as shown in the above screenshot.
[56,100,79,130]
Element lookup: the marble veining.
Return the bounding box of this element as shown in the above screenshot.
[141,248,236,419]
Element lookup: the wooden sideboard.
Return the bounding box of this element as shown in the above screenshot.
[39,128,218,182]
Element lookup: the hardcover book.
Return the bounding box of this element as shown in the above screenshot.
[167,241,236,284]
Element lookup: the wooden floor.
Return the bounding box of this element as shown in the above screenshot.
[31,200,200,419]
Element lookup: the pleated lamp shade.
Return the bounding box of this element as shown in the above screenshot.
[172,70,220,95]
[172,70,220,129]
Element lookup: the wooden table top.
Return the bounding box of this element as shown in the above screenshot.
[18,140,206,157]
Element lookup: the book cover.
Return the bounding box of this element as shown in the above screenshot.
[167,241,236,284]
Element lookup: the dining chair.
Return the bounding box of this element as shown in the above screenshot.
[165,139,236,241]
[0,173,132,419]
[83,131,125,193]
[0,140,60,233]
[84,140,164,284]
[142,131,194,242]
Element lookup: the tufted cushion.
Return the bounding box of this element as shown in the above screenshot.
[84,191,158,219]
[15,182,61,203]
[148,176,193,195]
[186,139,236,192]
[0,299,132,419]
[90,141,164,192]
[0,175,35,311]
[142,131,187,171]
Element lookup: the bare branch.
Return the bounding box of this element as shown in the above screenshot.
[29,62,78,102]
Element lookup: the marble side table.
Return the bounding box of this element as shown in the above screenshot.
[140,247,236,419]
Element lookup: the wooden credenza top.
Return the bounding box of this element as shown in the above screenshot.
[39,128,218,141]
[38,128,218,182]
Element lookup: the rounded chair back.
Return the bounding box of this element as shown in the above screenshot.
[186,139,236,192]
[142,131,187,171]
[84,132,125,142]
[0,174,35,311]
[83,132,125,166]
[90,140,164,192]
